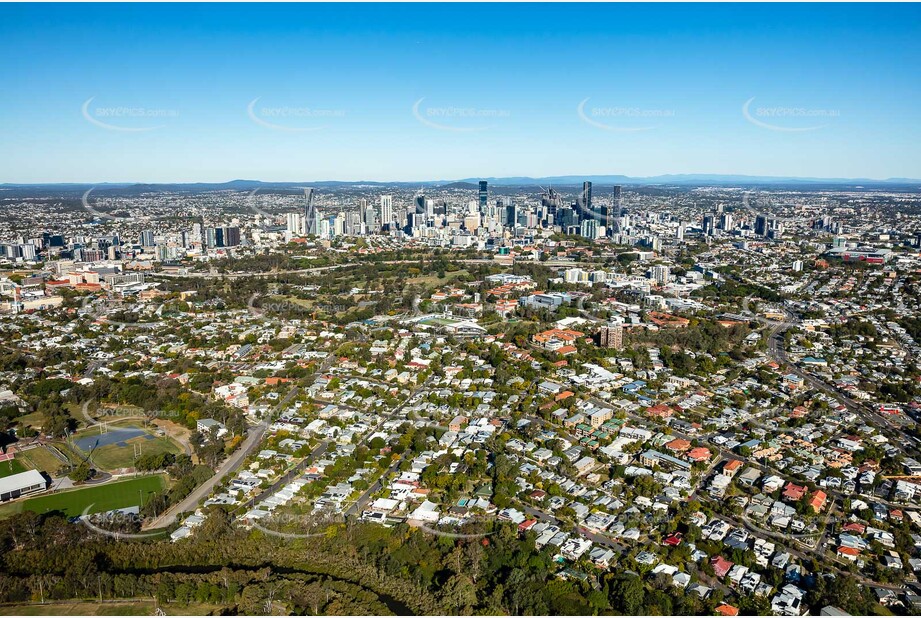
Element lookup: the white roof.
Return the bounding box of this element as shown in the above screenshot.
[0,469,45,495]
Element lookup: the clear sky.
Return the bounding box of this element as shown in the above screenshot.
[1,3,920,183]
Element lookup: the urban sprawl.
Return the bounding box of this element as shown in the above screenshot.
[2,180,921,616]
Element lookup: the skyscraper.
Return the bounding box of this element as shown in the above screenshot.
[612,185,623,217]
[702,215,716,236]
[304,188,319,236]
[478,181,488,213]
[380,195,393,231]
[581,219,599,240]
[222,226,241,247]
[358,198,368,226]
[581,181,593,219]
[286,212,304,235]
[363,203,377,232]
[505,202,517,228]
[139,230,155,247]
[754,215,768,236]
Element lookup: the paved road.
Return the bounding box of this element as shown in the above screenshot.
[144,385,304,529]
[243,438,331,509]
[339,378,434,518]
[763,310,916,459]
[145,258,579,282]
[143,417,271,529]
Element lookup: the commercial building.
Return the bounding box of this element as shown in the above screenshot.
[0,469,49,502]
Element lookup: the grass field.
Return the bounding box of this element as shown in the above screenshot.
[16,411,45,430]
[91,433,183,471]
[17,445,68,475]
[72,421,183,471]
[0,474,167,518]
[0,458,27,478]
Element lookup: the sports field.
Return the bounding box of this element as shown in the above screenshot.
[16,445,68,475]
[0,458,27,478]
[0,474,167,518]
[71,421,183,471]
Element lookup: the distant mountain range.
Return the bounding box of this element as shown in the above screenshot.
[455,174,921,187]
[2,174,920,193]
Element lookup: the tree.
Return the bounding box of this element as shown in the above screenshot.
[70,462,92,483]
[440,573,477,614]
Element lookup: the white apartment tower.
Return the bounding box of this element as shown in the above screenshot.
[380,195,393,231]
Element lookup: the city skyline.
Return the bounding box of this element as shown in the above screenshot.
[1,3,920,183]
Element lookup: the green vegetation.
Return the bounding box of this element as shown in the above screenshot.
[71,422,183,472]
[0,458,27,478]
[15,446,69,476]
[0,474,167,518]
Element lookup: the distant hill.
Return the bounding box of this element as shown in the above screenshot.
[439,182,479,190]
[455,174,921,187]
[3,174,920,193]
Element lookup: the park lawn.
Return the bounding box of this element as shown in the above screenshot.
[90,433,183,471]
[0,474,167,519]
[15,410,45,430]
[63,402,91,425]
[405,268,469,287]
[0,458,27,478]
[17,445,68,475]
[278,295,315,308]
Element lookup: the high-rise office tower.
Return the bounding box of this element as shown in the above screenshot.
[720,213,734,232]
[139,230,155,247]
[612,185,623,217]
[702,215,716,236]
[754,215,768,237]
[505,202,518,228]
[581,181,593,218]
[478,181,488,213]
[304,189,319,236]
[558,206,576,229]
[212,226,241,248]
[363,203,377,232]
[380,195,393,231]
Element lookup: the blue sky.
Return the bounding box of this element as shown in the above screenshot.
[1,3,919,183]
